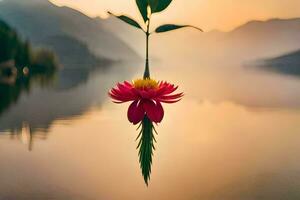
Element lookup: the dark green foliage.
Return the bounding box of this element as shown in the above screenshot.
[30,48,58,73]
[0,18,58,73]
[136,0,172,21]
[136,0,148,23]
[155,24,203,33]
[0,20,19,63]
[109,1,202,37]
[15,40,31,67]
[0,19,33,67]
[136,116,157,185]
[107,12,143,31]
[148,0,172,13]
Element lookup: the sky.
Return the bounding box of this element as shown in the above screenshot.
[50,0,300,31]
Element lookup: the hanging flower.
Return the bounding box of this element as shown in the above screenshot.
[108,0,201,185]
[109,78,183,124]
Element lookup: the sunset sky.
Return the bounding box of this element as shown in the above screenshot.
[50,0,300,31]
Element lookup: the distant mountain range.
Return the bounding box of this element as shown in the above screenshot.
[1,0,300,73]
[187,18,300,63]
[232,19,300,75]
[221,18,300,60]
[96,16,145,57]
[260,50,300,76]
[0,0,140,67]
[100,16,300,64]
[101,15,300,76]
[41,35,109,69]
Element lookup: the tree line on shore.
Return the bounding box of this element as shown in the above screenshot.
[0,18,58,76]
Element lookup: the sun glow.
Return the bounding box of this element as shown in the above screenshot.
[50,0,300,31]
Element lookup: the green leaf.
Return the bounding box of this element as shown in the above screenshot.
[149,0,172,13]
[136,0,148,23]
[136,116,156,186]
[155,24,203,33]
[108,12,143,30]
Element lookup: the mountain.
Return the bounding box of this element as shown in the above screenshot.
[40,35,109,69]
[96,16,145,57]
[0,0,139,62]
[222,18,300,60]
[180,18,300,63]
[100,17,300,64]
[260,49,300,75]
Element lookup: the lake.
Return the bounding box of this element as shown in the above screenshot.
[0,56,300,200]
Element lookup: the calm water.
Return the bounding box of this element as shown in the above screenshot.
[1,57,300,200]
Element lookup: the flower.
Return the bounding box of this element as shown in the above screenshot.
[109,78,183,124]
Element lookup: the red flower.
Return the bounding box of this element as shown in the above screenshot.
[109,78,183,124]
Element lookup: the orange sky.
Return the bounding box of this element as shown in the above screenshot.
[50,0,300,31]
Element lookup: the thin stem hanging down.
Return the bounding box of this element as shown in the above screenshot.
[136,116,156,185]
[143,18,151,79]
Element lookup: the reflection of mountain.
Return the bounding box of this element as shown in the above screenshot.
[55,69,92,90]
[0,0,140,62]
[0,63,134,144]
[0,65,128,130]
[261,50,300,76]
[0,0,139,148]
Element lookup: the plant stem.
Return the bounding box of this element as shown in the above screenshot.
[143,18,150,79]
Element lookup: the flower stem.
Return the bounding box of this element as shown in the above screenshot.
[143,18,151,79]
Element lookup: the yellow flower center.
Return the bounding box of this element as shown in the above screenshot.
[133,78,158,89]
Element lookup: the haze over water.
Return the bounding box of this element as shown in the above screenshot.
[1,46,300,199]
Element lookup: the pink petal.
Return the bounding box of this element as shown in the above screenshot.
[109,91,134,102]
[143,100,164,123]
[156,83,178,96]
[127,100,145,125]
[124,81,133,88]
[161,93,184,100]
[156,93,184,103]
[109,82,138,103]
[157,99,182,104]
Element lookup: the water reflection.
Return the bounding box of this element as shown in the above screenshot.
[0,70,56,115]
[2,122,48,151]
[1,39,300,199]
[0,62,134,150]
